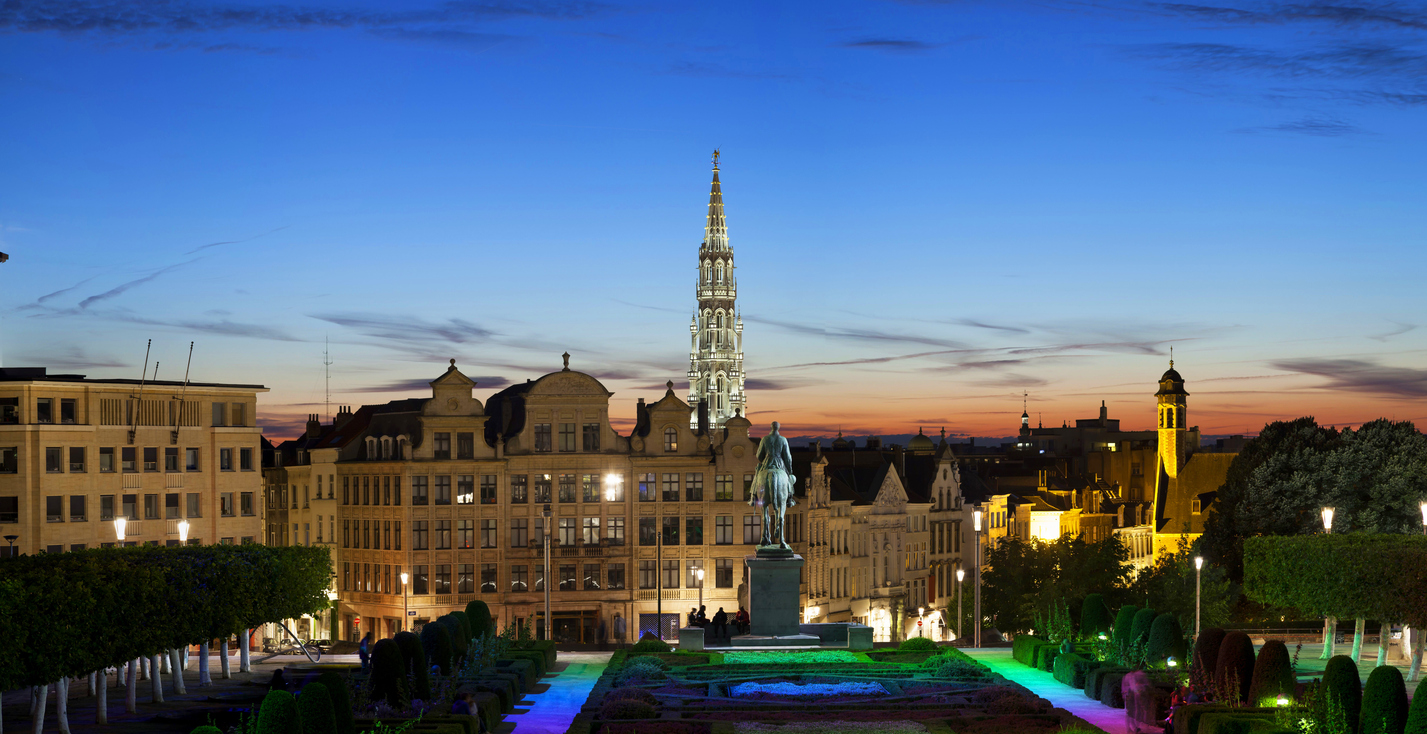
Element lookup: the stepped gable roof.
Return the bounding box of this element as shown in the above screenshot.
[483,379,535,445]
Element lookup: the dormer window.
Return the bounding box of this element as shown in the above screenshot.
[397,436,409,460]
[1191,498,1202,514]
[664,427,678,452]
[365,437,377,459]
[381,437,391,460]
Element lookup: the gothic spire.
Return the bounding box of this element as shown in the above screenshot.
[704,149,728,252]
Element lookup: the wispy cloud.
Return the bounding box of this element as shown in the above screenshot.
[1271,357,1427,398]
[184,225,289,255]
[349,375,512,393]
[746,315,969,349]
[79,259,197,309]
[1235,114,1368,136]
[12,346,128,370]
[1154,2,1427,30]
[838,38,943,52]
[310,312,498,347]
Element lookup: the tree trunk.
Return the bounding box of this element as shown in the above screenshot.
[198,642,211,686]
[170,649,187,694]
[1408,627,1424,683]
[139,655,149,681]
[56,676,71,734]
[150,654,164,703]
[32,683,47,734]
[240,630,251,672]
[220,639,231,679]
[1375,621,1391,666]
[1351,618,1366,662]
[160,649,171,675]
[1322,617,1337,659]
[125,659,138,714]
[87,671,96,697]
[96,669,108,725]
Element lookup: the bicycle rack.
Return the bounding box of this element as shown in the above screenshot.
[276,620,321,663]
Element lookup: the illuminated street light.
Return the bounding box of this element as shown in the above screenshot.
[1321,507,1335,533]
[114,517,127,542]
[696,567,704,615]
[400,572,409,631]
[178,520,190,544]
[1419,501,1426,535]
[918,606,925,637]
[972,509,983,648]
[955,568,965,641]
[1194,556,1204,639]
[604,473,622,502]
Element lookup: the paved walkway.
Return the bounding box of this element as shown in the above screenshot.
[503,651,610,734]
[964,648,1130,734]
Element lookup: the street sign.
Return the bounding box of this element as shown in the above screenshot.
[408,611,416,616]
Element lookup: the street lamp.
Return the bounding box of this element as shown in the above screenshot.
[918,606,925,637]
[114,517,127,542]
[3,534,17,558]
[400,572,409,632]
[955,568,965,641]
[1419,501,1426,535]
[1194,556,1203,639]
[696,567,705,616]
[543,503,552,643]
[972,509,983,648]
[1321,507,1335,533]
[604,473,622,502]
[177,520,190,544]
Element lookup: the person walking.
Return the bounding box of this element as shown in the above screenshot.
[613,614,626,649]
[735,607,750,635]
[712,608,729,642]
[358,632,373,673]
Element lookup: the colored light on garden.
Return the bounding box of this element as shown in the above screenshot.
[1321,507,1335,531]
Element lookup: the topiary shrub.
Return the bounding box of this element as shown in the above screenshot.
[1114,605,1140,647]
[393,631,430,700]
[604,687,661,706]
[1054,652,1100,688]
[1013,634,1047,665]
[616,657,669,687]
[1080,594,1113,639]
[440,614,469,666]
[630,637,671,654]
[1034,642,1064,671]
[422,620,454,675]
[1131,608,1157,647]
[1359,665,1407,734]
[1406,679,1427,734]
[1247,640,1295,707]
[1215,632,1255,704]
[937,658,987,680]
[1194,628,1228,677]
[1085,666,1129,701]
[1099,670,1129,709]
[899,636,938,651]
[1323,655,1363,734]
[451,611,473,647]
[296,681,338,734]
[256,689,301,734]
[368,638,408,707]
[1147,612,1187,664]
[316,671,355,734]
[599,699,658,720]
[466,600,494,640]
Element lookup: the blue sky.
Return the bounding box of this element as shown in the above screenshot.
[2,0,1425,440]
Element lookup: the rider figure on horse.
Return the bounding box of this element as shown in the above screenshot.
[749,421,797,549]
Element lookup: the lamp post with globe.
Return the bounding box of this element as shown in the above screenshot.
[973,509,983,648]
[956,568,965,641]
[1194,556,1203,639]
[400,572,409,631]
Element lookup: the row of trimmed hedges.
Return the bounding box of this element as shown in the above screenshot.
[0,544,332,689]
[1052,652,1101,688]
[1012,634,1047,665]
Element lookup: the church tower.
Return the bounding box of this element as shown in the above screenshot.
[687,151,746,429]
[1155,356,1190,478]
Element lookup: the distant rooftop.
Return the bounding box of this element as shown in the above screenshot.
[0,367,266,390]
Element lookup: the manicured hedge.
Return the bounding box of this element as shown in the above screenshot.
[1131,607,1158,647]
[1359,665,1407,734]
[1034,643,1064,672]
[466,600,494,640]
[1406,681,1427,734]
[1052,652,1100,689]
[1171,705,1280,734]
[1323,655,1363,734]
[1098,670,1129,708]
[1114,605,1140,647]
[1080,594,1113,638]
[515,639,557,668]
[1247,640,1295,707]
[1216,631,1256,704]
[1195,628,1228,675]
[1013,634,1047,665]
[1085,666,1129,701]
[1244,535,1427,628]
[1147,612,1186,664]
[0,544,332,690]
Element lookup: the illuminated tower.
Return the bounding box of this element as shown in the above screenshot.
[1155,356,1189,478]
[687,150,745,429]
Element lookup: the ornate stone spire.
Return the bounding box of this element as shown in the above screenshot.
[687,150,746,430]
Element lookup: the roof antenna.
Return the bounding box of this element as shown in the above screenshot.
[129,339,152,445]
[172,341,193,445]
[324,336,333,423]
[1170,345,1174,368]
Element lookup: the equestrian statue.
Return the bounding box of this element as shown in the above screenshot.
[749,421,797,549]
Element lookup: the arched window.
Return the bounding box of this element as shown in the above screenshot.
[716,311,725,329]
[365,437,377,459]
[398,436,409,460]
[663,426,678,452]
[381,436,391,460]
[715,263,724,283]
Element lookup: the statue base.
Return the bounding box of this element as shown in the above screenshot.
[745,552,805,637]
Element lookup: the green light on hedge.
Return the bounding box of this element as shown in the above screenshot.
[1098,633,1107,640]
[1277,696,1290,707]
[1166,657,1178,667]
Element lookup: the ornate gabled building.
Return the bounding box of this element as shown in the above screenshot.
[687,151,746,430]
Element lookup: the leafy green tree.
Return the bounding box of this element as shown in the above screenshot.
[981,534,1129,634]
[1130,536,1235,633]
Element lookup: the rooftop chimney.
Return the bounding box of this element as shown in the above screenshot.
[306,414,321,439]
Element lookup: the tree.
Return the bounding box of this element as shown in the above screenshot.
[981,534,1129,634]
[1130,536,1235,633]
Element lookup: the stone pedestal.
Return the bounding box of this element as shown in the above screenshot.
[746,550,804,637]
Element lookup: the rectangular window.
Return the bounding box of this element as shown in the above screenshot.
[715,516,733,545]
[582,474,598,503]
[343,563,350,591]
[715,474,733,501]
[511,565,528,592]
[662,516,679,545]
[240,492,254,516]
[122,494,138,520]
[69,495,86,522]
[395,521,401,550]
[121,447,136,473]
[212,402,226,427]
[480,475,497,504]
[584,562,601,590]
[582,423,600,452]
[481,519,497,548]
[163,447,178,472]
[639,560,657,589]
[342,477,350,505]
[558,517,576,547]
[743,474,754,502]
[435,565,451,595]
[383,476,390,505]
[414,565,429,595]
[456,475,474,504]
[435,519,451,550]
[393,476,402,505]
[37,398,53,424]
[0,446,15,474]
[662,559,679,589]
[457,519,474,549]
[100,495,115,521]
[0,397,17,424]
[607,563,626,590]
[481,563,497,593]
[433,432,451,460]
[638,473,656,502]
[186,448,199,471]
[46,495,63,522]
[662,473,679,502]
[558,423,575,452]
[45,447,62,473]
[558,474,576,503]
[456,432,474,460]
[533,474,551,504]
[384,521,392,550]
[165,493,180,519]
[99,447,114,473]
[362,477,370,505]
[607,517,625,545]
[686,516,703,545]
[559,563,576,591]
[685,473,704,502]
[413,521,429,550]
[240,448,253,471]
[605,474,625,502]
[232,403,246,427]
[144,494,159,520]
[342,520,349,548]
[716,558,735,588]
[219,448,233,471]
[532,517,545,547]
[511,518,528,547]
[533,423,552,452]
[534,565,545,592]
[434,475,451,505]
[686,559,704,589]
[582,517,600,545]
[69,447,85,473]
[412,476,428,505]
[187,493,201,518]
[457,564,474,594]
[743,515,761,544]
[510,475,527,504]
[639,517,658,546]
[60,398,76,424]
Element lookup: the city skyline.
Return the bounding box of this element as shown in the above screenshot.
[2,0,1425,441]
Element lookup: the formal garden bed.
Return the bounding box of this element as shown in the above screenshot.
[564,636,1105,734]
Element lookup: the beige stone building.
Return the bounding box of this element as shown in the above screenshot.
[266,357,807,644]
[0,367,266,556]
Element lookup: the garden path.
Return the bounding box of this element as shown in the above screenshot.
[963,648,1131,734]
[504,651,611,734]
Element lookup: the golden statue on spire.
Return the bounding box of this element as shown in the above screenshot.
[712,149,720,169]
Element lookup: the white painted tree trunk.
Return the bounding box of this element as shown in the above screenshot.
[239,630,251,672]
[160,649,171,675]
[1351,618,1366,662]
[1322,617,1338,659]
[1376,621,1391,666]
[87,671,96,696]
[125,659,138,714]
[170,649,186,694]
[1409,627,1424,683]
[56,677,71,734]
[139,655,149,681]
[198,642,211,686]
[220,640,231,679]
[182,647,190,671]
[149,654,164,703]
[96,669,108,724]
[31,683,47,734]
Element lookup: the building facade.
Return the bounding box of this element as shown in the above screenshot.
[0,367,266,556]
[686,151,746,430]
